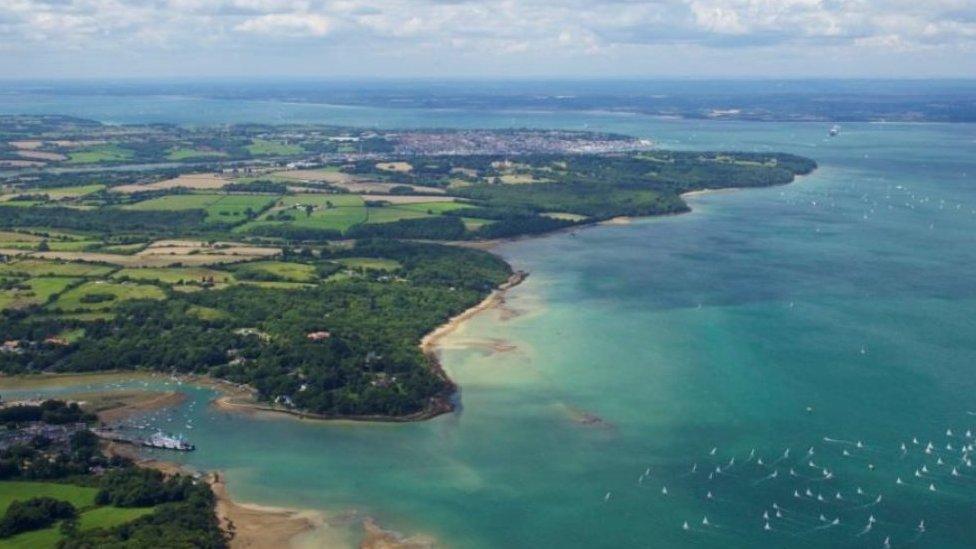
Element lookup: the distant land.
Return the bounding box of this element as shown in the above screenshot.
[4,79,976,122]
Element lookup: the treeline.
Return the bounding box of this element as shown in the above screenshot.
[0,497,76,538]
[242,224,342,241]
[0,206,208,234]
[0,400,96,426]
[346,216,466,240]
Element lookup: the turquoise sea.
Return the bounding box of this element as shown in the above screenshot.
[2,92,976,547]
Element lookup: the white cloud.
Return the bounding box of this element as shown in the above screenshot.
[235,13,335,36]
[0,0,974,76]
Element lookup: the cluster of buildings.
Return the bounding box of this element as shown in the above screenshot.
[0,421,88,451]
[392,130,654,156]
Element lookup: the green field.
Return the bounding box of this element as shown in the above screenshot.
[77,505,154,530]
[0,481,155,548]
[67,144,134,164]
[0,231,43,243]
[112,267,234,286]
[0,200,43,208]
[363,206,431,224]
[461,217,492,231]
[49,281,166,311]
[121,193,216,211]
[10,185,106,200]
[166,148,228,161]
[207,194,277,223]
[246,139,304,156]
[280,194,364,208]
[236,197,468,234]
[237,280,316,290]
[44,240,101,252]
[122,193,277,223]
[2,525,63,548]
[336,257,402,271]
[394,201,473,214]
[240,194,369,234]
[0,260,114,278]
[0,277,80,311]
[0,482,98,514]
[187,305,227,320]
[97,243,147,254]
[49,311,116,322]
[232,261,317,282]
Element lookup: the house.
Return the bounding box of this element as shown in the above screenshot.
[1,341,21,353]
[306,331,331,341]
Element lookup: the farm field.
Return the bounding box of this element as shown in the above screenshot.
[336,257,402,271]
[112,266,235,285]
[9,185,106,199]
[0,231,43,243]
[0,259,114,278]
[0,482,98,513]
[240,194,368,233]
[393,201,473,214]
[121,193,277,224]
[0,276,80,311]
[461,217,491,230]
[166,147,228,160]
[49,280,166,311]
[232,260,318,282]
[363,206,430,224]
[66,144,134,164]
[0,481,156,549]
[76,505,155,530]
[111,173,231,194]
[246,139,303,156]
[237,196,471,235]
[279,193,364,208]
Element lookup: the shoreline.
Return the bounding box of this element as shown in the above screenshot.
[211,269,529,424]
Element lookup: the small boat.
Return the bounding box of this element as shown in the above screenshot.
[829,125,841,137]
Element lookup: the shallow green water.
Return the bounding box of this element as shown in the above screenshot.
[3,95,976,547]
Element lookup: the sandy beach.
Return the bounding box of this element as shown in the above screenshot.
[419,270,528,357]
[211,473,328,549]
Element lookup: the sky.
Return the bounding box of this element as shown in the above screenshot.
[1,0,975,79]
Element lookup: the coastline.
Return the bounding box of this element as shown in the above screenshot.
[211,269,529,424]
[0,170,812,426]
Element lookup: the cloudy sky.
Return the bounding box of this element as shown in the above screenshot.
[1,0,974,79]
